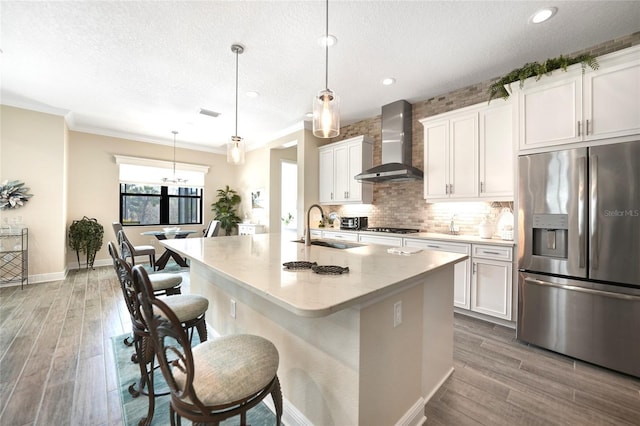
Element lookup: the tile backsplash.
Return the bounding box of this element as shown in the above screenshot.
[327,198,513,238]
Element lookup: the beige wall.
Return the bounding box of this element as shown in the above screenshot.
[1,105,310,283]
[1,106,68,281]
[67,131,238,268]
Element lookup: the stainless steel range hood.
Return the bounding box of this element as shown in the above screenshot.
[355,100,423,183]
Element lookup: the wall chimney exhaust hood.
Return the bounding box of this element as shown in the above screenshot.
[355,100,423,183]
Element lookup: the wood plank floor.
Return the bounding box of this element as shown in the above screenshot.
[1,266,639,425]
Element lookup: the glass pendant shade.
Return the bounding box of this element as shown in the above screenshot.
[313,88,340,138]
[227,135,245,165]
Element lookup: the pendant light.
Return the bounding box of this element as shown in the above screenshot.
[313,0,340,138]
[162,130,187,184]
[227,44,246,165]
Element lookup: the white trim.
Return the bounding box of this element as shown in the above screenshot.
[27,269,68,284]
[395,397,428,426]
[114,155,209,187]
[114,155,210,174]
[262,394,314,426]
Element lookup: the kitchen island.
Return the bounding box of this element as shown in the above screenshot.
[162,233,467,426]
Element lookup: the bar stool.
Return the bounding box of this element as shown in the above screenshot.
[133,265,283,426]
[108,242,208,426]
[119,238,182,296]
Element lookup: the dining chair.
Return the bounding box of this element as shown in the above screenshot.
[203,219,221,237]
[113,221,156,269]
[133,264,283,426]
[108,242,209,426]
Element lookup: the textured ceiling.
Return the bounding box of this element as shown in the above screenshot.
[1,1,639,153]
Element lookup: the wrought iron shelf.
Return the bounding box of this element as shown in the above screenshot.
[0,228,28,289]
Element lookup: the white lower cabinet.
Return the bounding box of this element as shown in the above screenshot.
[358,234,403,247]
[471,244,513,320]
[321,231,359,242]
[404,239,471,309]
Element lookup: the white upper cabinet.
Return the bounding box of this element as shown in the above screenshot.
[517,70,583,148]
[479,102,514,198]
[318,148,334,203]
[318,135,373,205]
[515,45,640,151]
[584,51,640,140]
[421,100,513,202]
[423,112,478,200]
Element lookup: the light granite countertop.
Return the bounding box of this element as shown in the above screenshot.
[161,233,467,317]
[314,228,516,246]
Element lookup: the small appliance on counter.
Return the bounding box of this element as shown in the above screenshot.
[340,216,368,230]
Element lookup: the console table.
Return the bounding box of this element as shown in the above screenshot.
[0,227,28,288]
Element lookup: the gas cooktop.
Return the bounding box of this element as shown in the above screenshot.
[364,227,420,234]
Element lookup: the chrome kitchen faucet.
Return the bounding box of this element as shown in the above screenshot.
[305,204,326,246]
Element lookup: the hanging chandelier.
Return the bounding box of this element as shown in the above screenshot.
[313,0,340,138]
[162,130,187,184]
[227,44,246,164]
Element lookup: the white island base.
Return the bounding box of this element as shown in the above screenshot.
[190,261,455,426]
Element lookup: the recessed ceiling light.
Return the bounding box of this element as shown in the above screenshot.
[246,91,259,98]
[382,77,396,86]
[318,34,337,47]
[199,108,220,118]
[530,7,557,24]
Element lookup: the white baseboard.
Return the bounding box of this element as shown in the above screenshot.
[28,269,68,284]
[262,394,313,426]
[424,366,454,403]
[395,397,427,426]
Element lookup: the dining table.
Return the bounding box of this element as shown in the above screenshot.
[141,229,197,270]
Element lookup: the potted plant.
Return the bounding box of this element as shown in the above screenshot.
[68,216,104,269]
[211,185,242,236]
[488,53,599,101]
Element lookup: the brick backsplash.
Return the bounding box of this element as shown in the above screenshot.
[323,32,639,236]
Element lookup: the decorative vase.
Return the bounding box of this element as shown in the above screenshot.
[478,218,494,239]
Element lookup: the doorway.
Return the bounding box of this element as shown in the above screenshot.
[281,160,297,238]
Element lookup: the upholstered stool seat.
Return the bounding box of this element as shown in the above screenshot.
[161,294,209,324]
[175,334,279,406]
[148,272,182,294]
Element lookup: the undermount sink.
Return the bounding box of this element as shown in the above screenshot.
[293,239,363,250]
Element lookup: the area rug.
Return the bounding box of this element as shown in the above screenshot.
[113,333,279,425]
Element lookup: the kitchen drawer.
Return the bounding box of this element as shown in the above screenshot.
[359,234,403,247]
[310,230,323,238]
[322,231,359,242]
[472,244,512,261]
[404,238,470,254]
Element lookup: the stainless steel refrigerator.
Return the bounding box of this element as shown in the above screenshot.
[518,141,640,377]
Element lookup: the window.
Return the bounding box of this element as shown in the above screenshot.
[114,154,209,226]
[120,184,202,226]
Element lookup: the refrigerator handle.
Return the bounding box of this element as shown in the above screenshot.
[578,156,586,269]
[590,154,599,270]
[523,276,640,301]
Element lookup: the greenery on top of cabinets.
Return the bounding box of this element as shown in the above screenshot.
[211,185,242,236]
[68,216,104,269]
[489,53,599,101]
